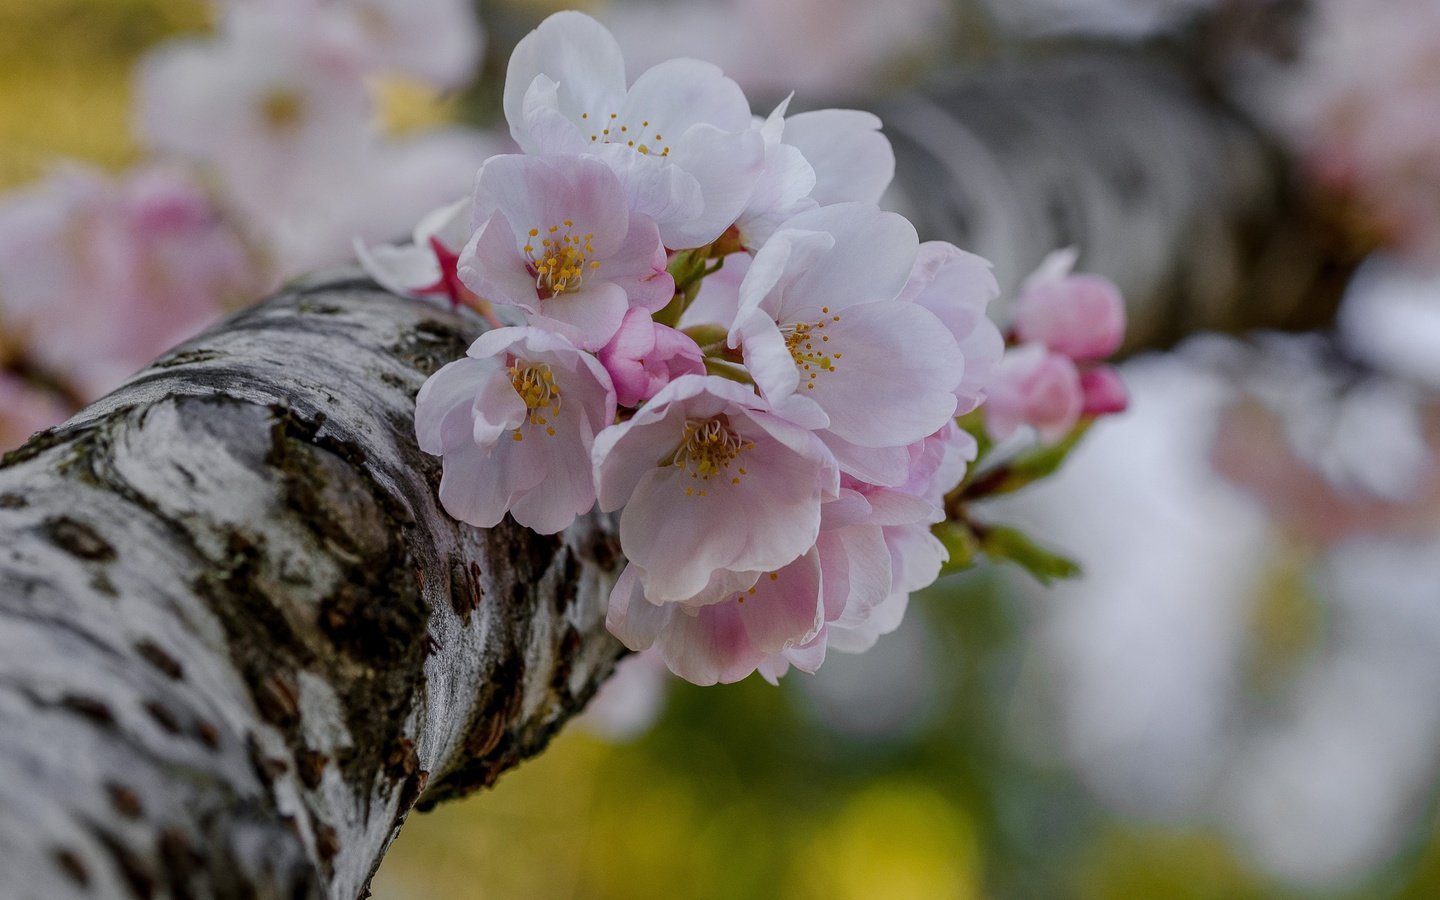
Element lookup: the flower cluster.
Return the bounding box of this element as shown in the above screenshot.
[398,12,1009,685]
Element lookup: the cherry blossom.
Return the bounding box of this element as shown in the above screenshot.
[606,549,825,685]
[355,197,473,307]
[896,240,1004,415]
[136,4,374,232]
[415,327,616,535]
[592,374,838,604]
[502,11,766,249]
[729,204,963,466]
[382,9,1118,689]
[458,154,672,350]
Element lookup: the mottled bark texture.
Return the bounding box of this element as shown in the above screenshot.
[0,48,1339,900]
[0,274,625,899]
[882,50,1351,349]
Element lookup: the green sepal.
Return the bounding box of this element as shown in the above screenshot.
[977,525,1082,585]
[934,520,981,577]
[959,419,1093,501]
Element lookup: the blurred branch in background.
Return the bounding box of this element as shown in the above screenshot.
[882,50,1350,349]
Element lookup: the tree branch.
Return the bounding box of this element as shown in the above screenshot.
[0,274,625,898]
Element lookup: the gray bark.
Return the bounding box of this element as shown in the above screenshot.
[0,274,625,899]
[0,48,1340,900]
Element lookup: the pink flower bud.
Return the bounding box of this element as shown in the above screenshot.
[598,308,706,408]
[1079,365,1129,417]
[984,344,1083,442]
[1012,273,1126,361]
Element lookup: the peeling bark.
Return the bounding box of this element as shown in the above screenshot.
[0,275,625,899]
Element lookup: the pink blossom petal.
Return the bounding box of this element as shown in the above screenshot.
[458,211,541,313]
[504,11,627,153]
[414,357,498,454]
[783,109,895,206]
[619,58,753,137]
[733,549,825,654]
[355,240,441,298]
[607,565,763,685]
[732,227,835,327]
[787,301,962,448]
[763,203,918,319]
[663,124,768,248]
[819,523,892,629]
[472,154,629,258]
[528,281,631,351]
[437,439,540,528]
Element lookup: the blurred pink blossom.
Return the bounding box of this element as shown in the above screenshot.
[0,164,259,401]
[575,650,672,742]
[1269,0,1440,260]
[136,4,374,233]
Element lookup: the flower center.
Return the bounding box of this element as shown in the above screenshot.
[260,89,305,133]
[523,221,599,298]
[783,307,844,392]
[668,417,753,496]
[735,572,780,604]
[579,112,672,158]
[508,362,561,441]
